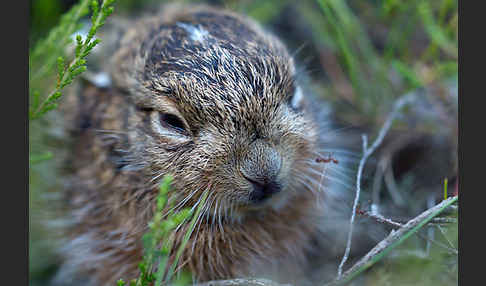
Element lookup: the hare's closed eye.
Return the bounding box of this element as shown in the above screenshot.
[141,107,191,141]
[60,4,330,285]
[159,112,187,134]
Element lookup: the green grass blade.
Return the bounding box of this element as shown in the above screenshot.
[164,188,210,283]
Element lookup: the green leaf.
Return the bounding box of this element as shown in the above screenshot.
[56,57,65,81]
[165,189,210,282]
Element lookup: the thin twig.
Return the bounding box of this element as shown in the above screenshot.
[416,232,458,255]
[437,225,457,250]
[358,209,457,229]
[357,209,403,228]
[337,93,417,277]
[326,196,458,286]
[431,217,457,224]
[391,216,457,225]
[196,278,292,286]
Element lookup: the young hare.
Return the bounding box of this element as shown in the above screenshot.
[56,4,363,285]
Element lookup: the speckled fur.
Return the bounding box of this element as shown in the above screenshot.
[55,4,360,286]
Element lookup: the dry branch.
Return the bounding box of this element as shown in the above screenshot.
[325,196,458,286]
[337,93,417,277]
[196,278,292,286]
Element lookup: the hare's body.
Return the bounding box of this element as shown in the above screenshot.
[56,4,361,285]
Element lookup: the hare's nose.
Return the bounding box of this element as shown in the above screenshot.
[240,139,283,203]
[245,176,282,203]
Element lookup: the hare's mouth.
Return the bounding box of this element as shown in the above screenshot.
[237,183,292,212]
[245,178,282,204]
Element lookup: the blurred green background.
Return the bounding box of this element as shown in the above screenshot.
[29,0,458,285]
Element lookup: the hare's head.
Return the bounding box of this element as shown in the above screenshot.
[110,6,318,222]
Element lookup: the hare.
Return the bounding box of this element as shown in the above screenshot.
[55,4,367,286]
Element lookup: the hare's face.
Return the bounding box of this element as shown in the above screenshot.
[114,9,318,222]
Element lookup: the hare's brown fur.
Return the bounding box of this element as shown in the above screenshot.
[57,4,341,285]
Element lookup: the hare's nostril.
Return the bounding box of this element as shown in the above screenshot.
[246,177,282,203]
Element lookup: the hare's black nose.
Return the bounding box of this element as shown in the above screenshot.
[239,138,283,203]
[247,177,282,203]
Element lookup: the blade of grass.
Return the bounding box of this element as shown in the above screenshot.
[164,188,210,283]
[444,178,448,200]
[316,0,361,95]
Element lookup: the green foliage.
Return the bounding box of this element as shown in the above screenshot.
[29,1,458,285]
[29,1,118,284]
[292,0,458,123]
[29,0,117,120]
[117,175,208,286]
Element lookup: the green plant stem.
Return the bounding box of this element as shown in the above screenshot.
[30,0,90,83]
[30,0,116,120]
[165,189,210,283]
